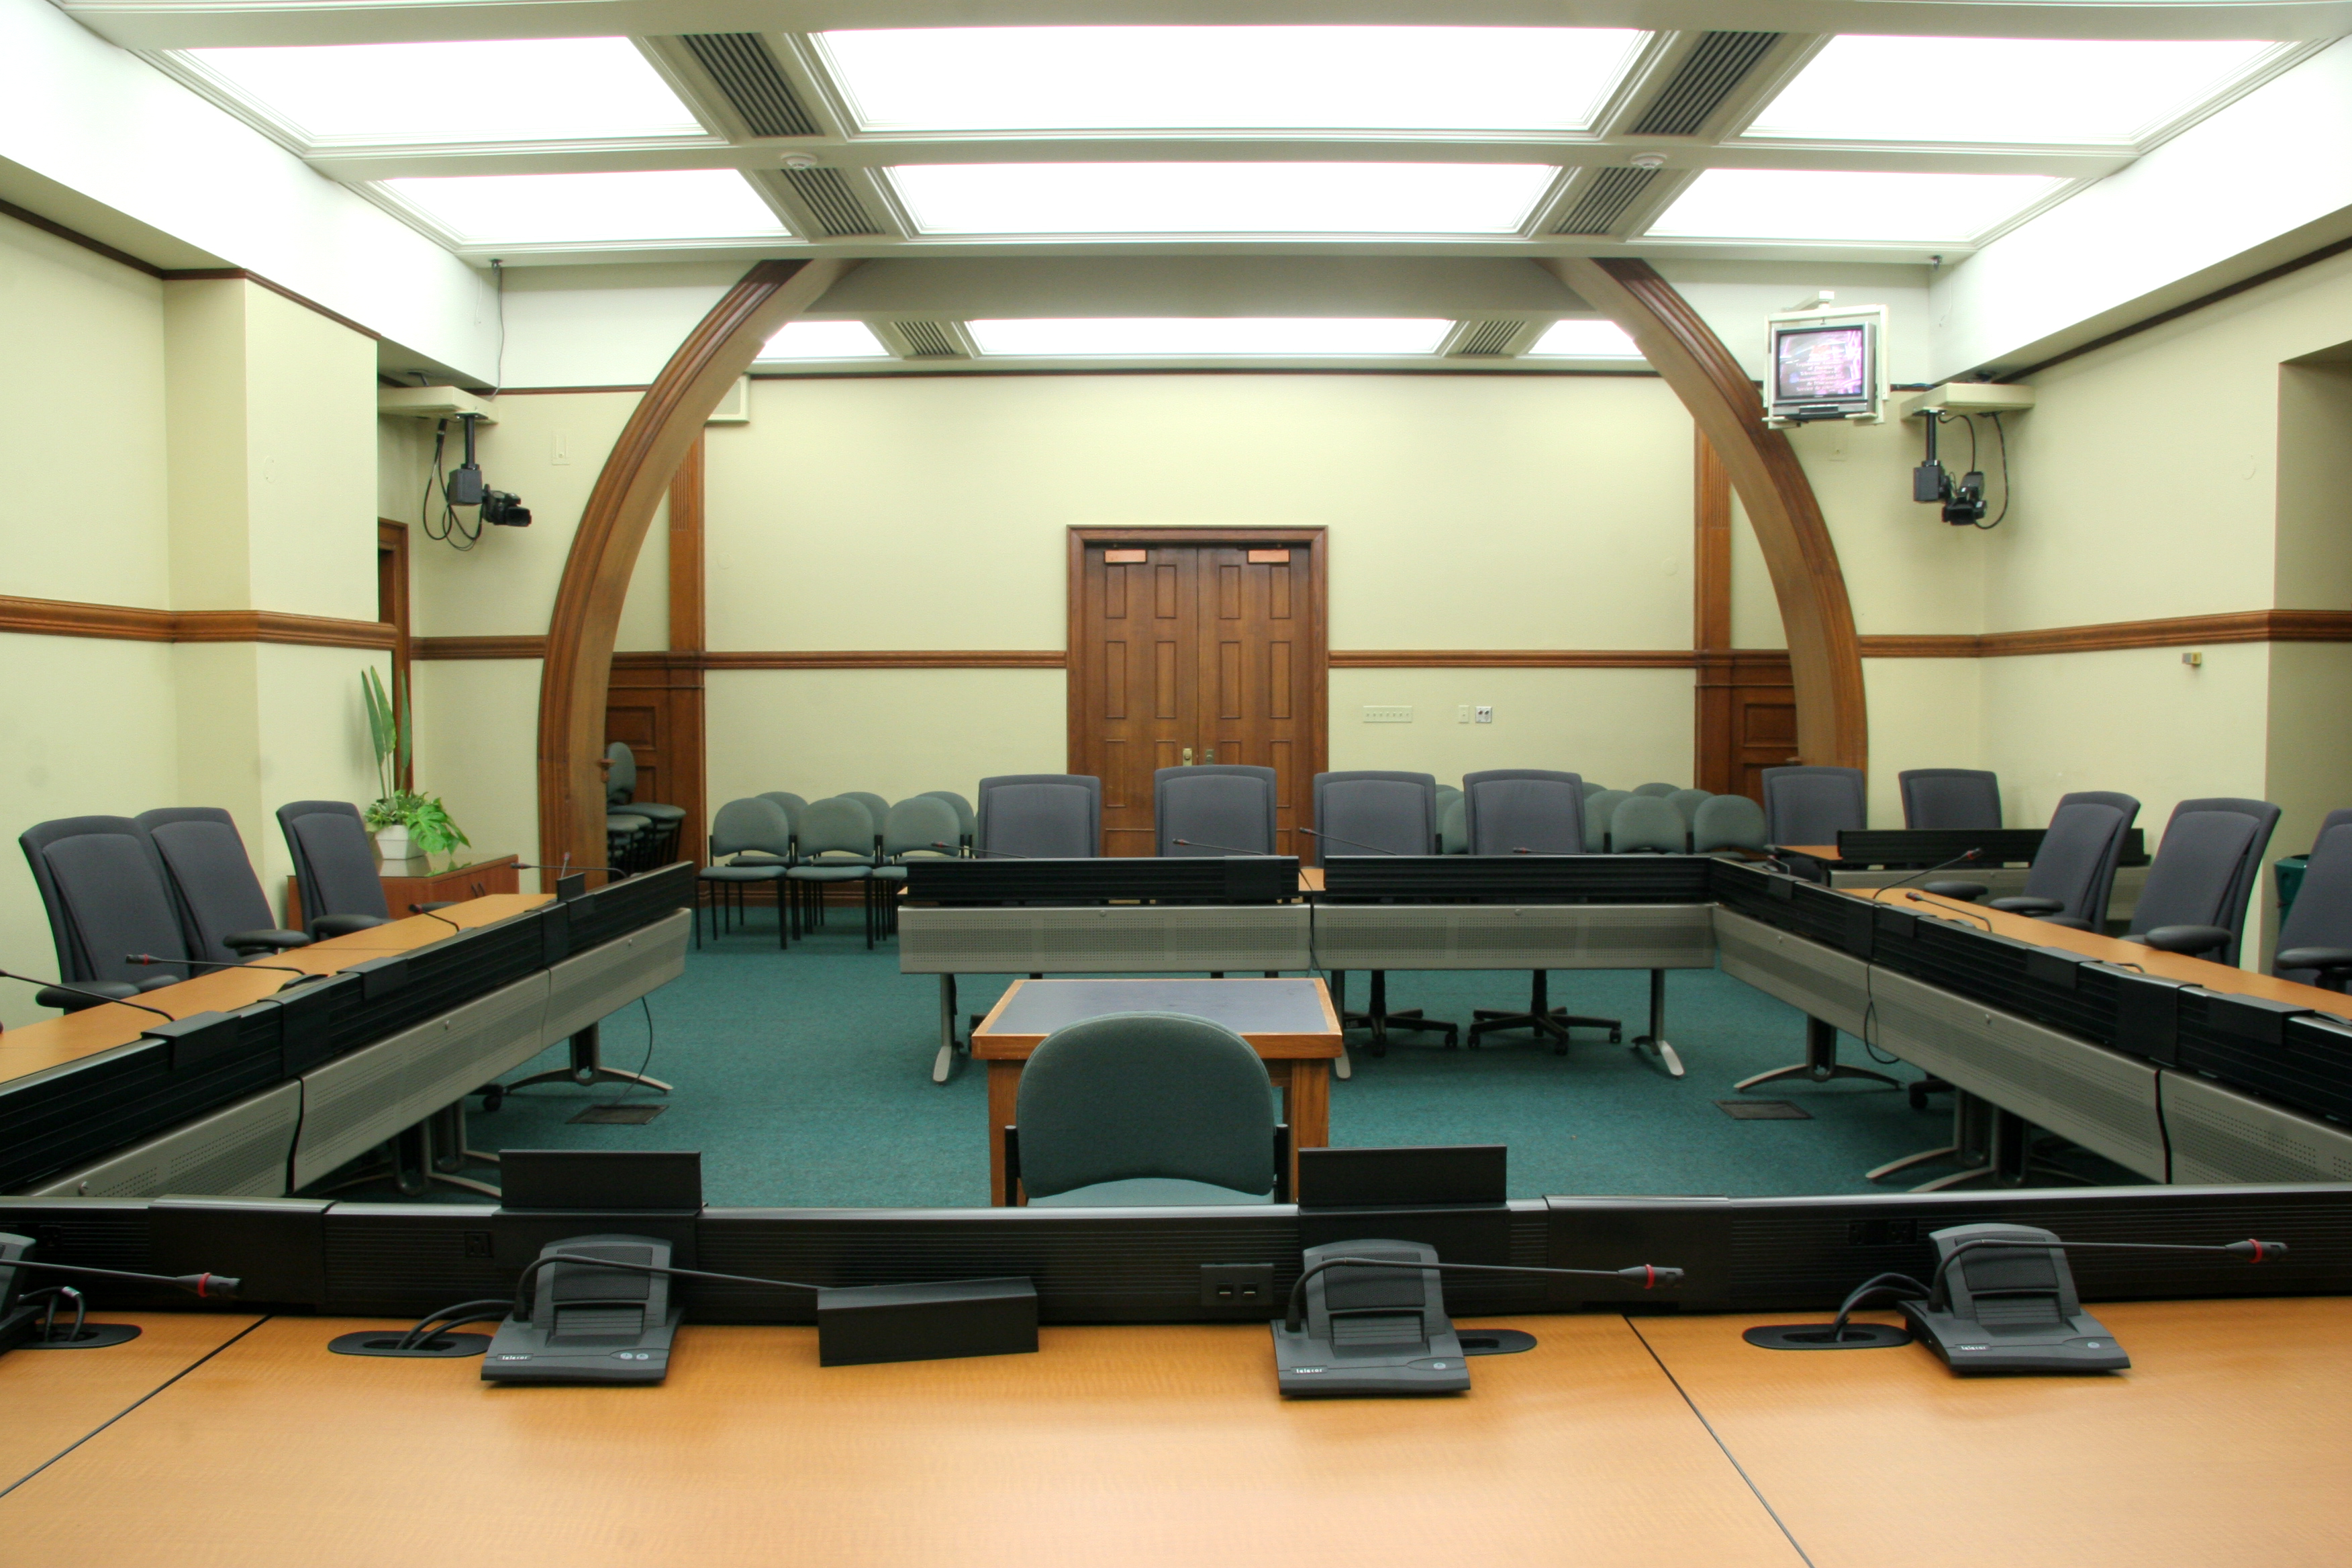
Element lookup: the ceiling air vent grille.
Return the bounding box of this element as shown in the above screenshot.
[783,168,883,237]
[1628,32,1781,136]
[1451,320,1522,357]
[895,321,962,358]
[679,34,819,137]
[1554,168,1658,236]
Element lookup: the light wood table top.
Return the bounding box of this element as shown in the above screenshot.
[1634,1297,2352,1568]
[0,1314,1802,1568]
[0,893,552,1085]
[971,976,1342,1059]
[0,1312,260,1491]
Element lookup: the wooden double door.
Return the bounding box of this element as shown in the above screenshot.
[1069,531,1326,858]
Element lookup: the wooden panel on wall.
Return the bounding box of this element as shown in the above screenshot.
[603,440,709,864]
[1698,652,1798,804]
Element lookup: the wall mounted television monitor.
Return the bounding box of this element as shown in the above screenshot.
[1766,312,1883,426]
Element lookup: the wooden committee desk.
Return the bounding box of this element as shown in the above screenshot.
[973,977,1342,1204]
[1,1295,2345,1567]
[0,890,690,1199]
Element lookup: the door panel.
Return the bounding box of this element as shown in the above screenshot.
[1071,536,1324,857]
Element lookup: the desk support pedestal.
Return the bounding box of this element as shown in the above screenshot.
[1869,1091,2036,1192]
[506,1024,673,1095]
[1734,1016,1900,1093]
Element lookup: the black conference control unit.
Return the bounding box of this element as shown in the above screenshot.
[482,1234,683,1385]
[1272,1239,1473,1398]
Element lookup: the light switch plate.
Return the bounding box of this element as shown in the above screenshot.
[1457,704,1471,724]
[1362,705,1413,724]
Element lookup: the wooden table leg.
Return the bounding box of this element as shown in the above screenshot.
[987,1060,1022,1206]
[1281,1060,1330,1199]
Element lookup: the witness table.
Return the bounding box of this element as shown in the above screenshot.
[971,977,1341,1205]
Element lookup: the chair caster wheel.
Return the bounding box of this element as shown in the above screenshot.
[1609,1031,1622,1044]
[478,1085,504,1113]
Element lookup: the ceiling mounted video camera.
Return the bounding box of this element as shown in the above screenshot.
[446,411,530,527]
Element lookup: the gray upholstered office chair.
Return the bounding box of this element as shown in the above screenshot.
[1610,794,1688,854]
[134,807,309,964]
[2116,797,2281,967]
[1761,766,1866,848]
[1311,771,1455,1054]
[1156,765,1278,856]
[1692,794,1768,854]
[1666,789,1712,847]
[1900,769,2002,832]
[1583,789,1631,851]
[1004,1012,1283,1206]
[786,797,882,946]
[17,816,193,1010]
[870,797,963,936]
[605,742,687,867]
[2273,812,2352,990]
[275,801,395,939]
[975,775,1102,859]
[1632,782,1678,798]
[1439,795,1469,854]
[696,797,790,948]
[921,790,976,854]
[1926,791,2139,929]
[1458,771,1622,1054]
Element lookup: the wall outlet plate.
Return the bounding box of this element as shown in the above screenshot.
[1475,705,1494,724]
[1362,705,1413,724]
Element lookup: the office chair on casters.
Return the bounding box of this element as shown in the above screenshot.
[275,801,399,939]
[17,816,197,1011]
[134,808,309,963]
[1155,766,1278,858]
[2112,797,2281,967]
[1312,771,1459,1057]
[2273,812,2352,991]
[1922,791,2139,930]
[1457,771,1626,1059]
[975,775,1103,859]
[1003,1012,1285,1206]
[1900,769,2002,832]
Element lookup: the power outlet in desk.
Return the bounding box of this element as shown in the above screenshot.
[1201,1263,1275,1310]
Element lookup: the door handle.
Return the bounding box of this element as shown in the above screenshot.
[1182,747,1193,766]
[1204,748,1216,765]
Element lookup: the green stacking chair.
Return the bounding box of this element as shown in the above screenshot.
[786,797,881,947]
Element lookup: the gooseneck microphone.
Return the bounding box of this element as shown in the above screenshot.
[1868,848,1984,905]
[1282,1256,1683,1334]
[408,904,462,932]
[1297,827,1402,856]
[0,969,175,1022]
[1820,1235,2288,1343]
[1904,891,1994,931]
[1172,838,1271,856]
[936,842,1033,859]
[0,1256,240,1300]
[128,953,324,987]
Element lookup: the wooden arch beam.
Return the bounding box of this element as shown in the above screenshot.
[537,257,856,881]
[1544,257,1868,773]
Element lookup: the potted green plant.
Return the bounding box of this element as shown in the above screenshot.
[360,669,470,861]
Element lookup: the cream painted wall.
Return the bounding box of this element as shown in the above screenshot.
[0,213,168,608]
[244,289,376,622]
[706,669,1067,807]
[1328,668,1693,789]
[1859,660,1984,828]
[0,635,180,1026]
[410,658,542,870]
[706,373,1694,654]
[2275,360,2352,612]
[1787,417,1986,638]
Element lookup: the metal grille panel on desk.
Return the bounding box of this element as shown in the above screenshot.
[1309,905,1714,972]
[1867,967,2165,1179]
[2162,1072,2352,1184]
[293,975,549,1187]
[542,911,690,1043]
[898,905,1311,974]
[1712,909,1867,1036]
[21,1081,301,1198]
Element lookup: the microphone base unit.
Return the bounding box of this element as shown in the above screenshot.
[1898,1300,2128,1375]
[1271,1320,1472,1398]
[481,1305,681,1384]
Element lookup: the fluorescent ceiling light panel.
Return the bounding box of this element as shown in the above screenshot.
[818,26,1645,132]
[1745,35,2276,146]
[185,38,704,145]
[1526,320,1642,358]
[966,319,1452,358]
[891,163,1555,236]
[383,170,789,246]
[1648,168,2065,244]
[758,321,892,360]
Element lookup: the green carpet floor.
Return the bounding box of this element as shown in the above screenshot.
[323,911,2140,1206]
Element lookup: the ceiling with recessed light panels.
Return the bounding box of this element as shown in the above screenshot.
[59,1,2341,372]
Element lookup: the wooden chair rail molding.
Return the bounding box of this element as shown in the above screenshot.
[1546,256,1867,773]
[0,595,395,650]
[536,256,856,882]
[1861,610,2352,658]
